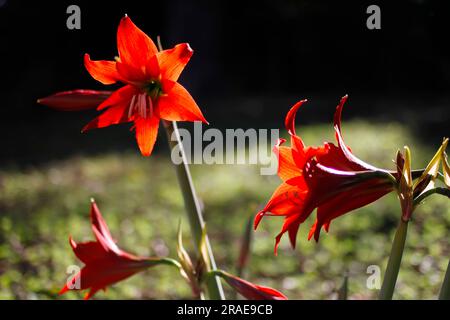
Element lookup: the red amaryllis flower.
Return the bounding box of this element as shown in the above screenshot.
[40,15,207,156]
[255,96,397,254]
[60,199,176,299]
[213,270,287,300]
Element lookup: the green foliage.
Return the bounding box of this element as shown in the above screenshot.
[0,121,448,299]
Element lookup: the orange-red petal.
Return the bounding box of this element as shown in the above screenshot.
[156,80,207,123]
[285,99,307,138]
[259,182,307,217]
[157,43,193,82]
[134,115,160,157]
[116,16,158,77]
[274,213,303,254]
[84,54,121,85]
[273,139,301,181]
[82,104,131,132]
[97,85,137,110]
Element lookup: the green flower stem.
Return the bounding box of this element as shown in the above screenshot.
[379,219,409,300]
[439,260,450,300]
[163,120,225,300]
[145,257,182,269]
[413,187,450,206]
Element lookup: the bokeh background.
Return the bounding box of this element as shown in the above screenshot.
[0,0,449,299]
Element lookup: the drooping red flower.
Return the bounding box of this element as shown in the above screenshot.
[255,96,396,254]
[214,270,287,300]
[60,199,174,299]
[39,15,207,156]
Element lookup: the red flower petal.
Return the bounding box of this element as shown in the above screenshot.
[134,115,160,157]
[312,180,392,241]
[332,95,382,172]
[218,271,287,300]
[116,16,158,78]
[285,99,307,139]
[257,96,398,252]
[60,201,165,299]
[84,54,121,85]
[287,218,301,250]
[97,85,138,110]
[273,139,301,181]
[116,51,159,85]
[156,80,208,123]
[157,43,193,82]
[82,104,131,132]
[74,262,138,297]
[258,182,308,217]
[90,200,121,254]
[37,90,112,111]
[69,237,108,264]
[274,213,304,254]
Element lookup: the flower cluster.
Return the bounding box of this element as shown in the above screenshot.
[255,96,398,253]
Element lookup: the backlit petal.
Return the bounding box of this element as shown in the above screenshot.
[134,115,160,157]
[285,99,307,139]
[274,213,303,254]
[156,80,207,123]
[84,54,120,85]
[157,43,193,81]
[90,200,120,253]
[273,139,301,181]
[333,95,382,172]
[82,104,130,132]
[97,85,138,110]
[259,182,308,218]
[117,16,158,76]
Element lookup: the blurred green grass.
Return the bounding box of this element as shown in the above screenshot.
[0,120,449,299]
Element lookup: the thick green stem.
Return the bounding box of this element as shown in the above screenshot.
[439,260,450,300]
[379,219,408,300]
[163,120,225,300]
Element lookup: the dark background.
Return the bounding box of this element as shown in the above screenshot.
[0,0,449,166]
